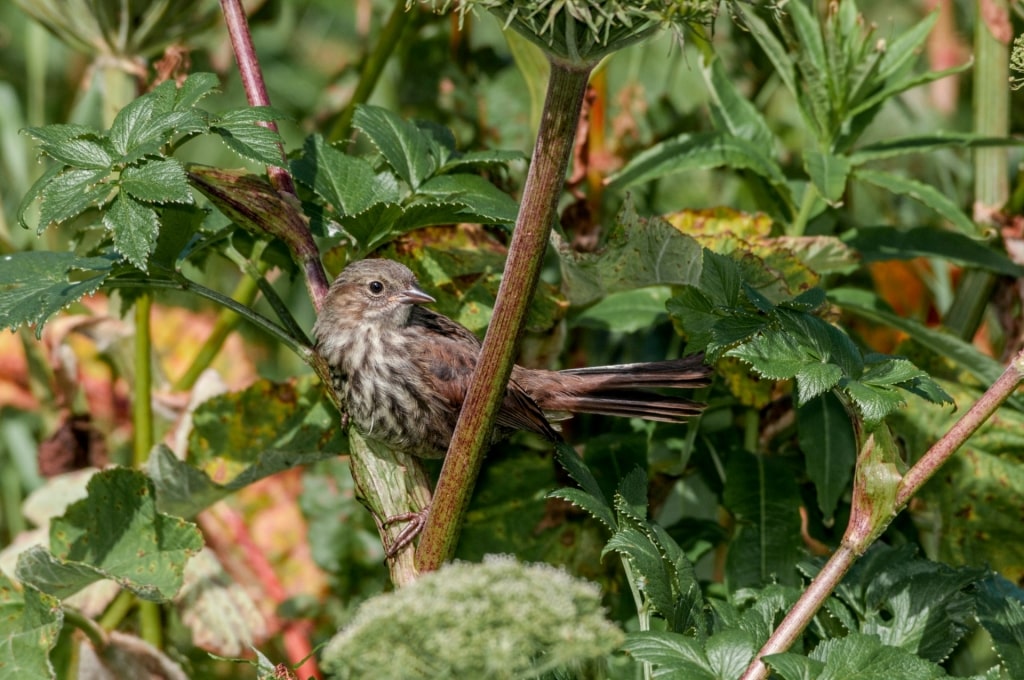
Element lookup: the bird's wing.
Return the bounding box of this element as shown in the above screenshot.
[408,307,558,440]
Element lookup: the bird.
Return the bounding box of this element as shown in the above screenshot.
[313,258,711,459]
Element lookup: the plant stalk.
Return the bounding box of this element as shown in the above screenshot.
[740,350,1024,680]
[415,58,593,572]
[327,0,416,143]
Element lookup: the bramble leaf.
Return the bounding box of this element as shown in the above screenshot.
[0,251,116,337]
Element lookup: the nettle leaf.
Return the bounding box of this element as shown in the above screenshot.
[211,107,287,166]
[798,392,857,523]
[621,631,715,677]
[120,158,193,204]
[0,251,116,337]
[108,80,209,158]
[353,104,439,190]
[292,134,395,216]
[37,167,113,231]
[0,573,62,680]
[559,198,703,306]
[103,193,160,270]
[816,633,946,679]
[438,149,525,173]
[15,468,202,602]
[172,72,221,110]
[975,575,1024,677]
[149,377,343,518]
[415,174,519,225]
[550,444,615,530]
[337,202,405,252]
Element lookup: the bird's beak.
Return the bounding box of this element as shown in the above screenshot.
[396,285,435,305]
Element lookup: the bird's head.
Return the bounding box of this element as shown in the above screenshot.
[321,258,435,329]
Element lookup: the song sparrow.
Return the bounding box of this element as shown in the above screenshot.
[314,259,711,458]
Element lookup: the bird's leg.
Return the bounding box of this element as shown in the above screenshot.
[381,508,429,559]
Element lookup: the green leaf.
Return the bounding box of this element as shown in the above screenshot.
[173,72,221,109]
[552,443,614,527]
[15,468,202,602]
[798,393,856,523]
[975,575,1024,677]
[703,55,774,149]
[291,134,395,216]
[0,573,62,680]
[804,149,851,204]
[705,628,756,679]
[0,251,115,337]
[558,198,703,306]
[875,9,939,81]
[212,108,285,166]
[768,633,945,679]
[844,226,1024,277]
[829,287,1012,406]
[43,136,113,170]
[37,167,112,231]
[891,382,1024,581]
[438,149,525,173]
[724,454,802,588]
[607,132,790,200]
[848,133,1024,165]
[854,169,975,234]
[621,631,715,677]
[352,104,438,190]
[415,174,519,224]
[103,193,160,270]
[149,377,343,518]
[120,158,193,204]
[570,286,671,333]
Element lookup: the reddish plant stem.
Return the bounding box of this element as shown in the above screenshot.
[217,0,329,309]
[740,351,1024,680]
[415,58,594,572]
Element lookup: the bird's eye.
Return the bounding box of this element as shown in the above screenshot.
[367,280,384,295]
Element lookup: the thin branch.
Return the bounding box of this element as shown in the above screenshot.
[740,350,1024,680]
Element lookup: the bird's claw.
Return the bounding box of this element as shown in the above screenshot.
[382,509,428,559]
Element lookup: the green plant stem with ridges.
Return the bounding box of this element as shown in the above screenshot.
[945,0,1008,339]
[416,59,594,573]
[741,351,1024,680]
[327,0,416,143]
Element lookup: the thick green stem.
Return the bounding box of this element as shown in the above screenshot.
[132,295,154,467]
[945,0,1009,338]
[416,59,593,572]
[328,0,415,143]
[348,431,432,587]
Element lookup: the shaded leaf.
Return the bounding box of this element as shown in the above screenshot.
[558,198,702,306]
[16,468,202,602]
[845,226,1024,277]
[854,168,975,234]
[798,393,856,522]
[0,251,116,337]
[150,377,344,518]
